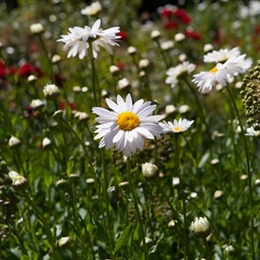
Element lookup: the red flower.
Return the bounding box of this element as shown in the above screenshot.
[117,31,128,41]
[60,100,75,111]
[184,30,202,40]
[173,9,192,24]
[160,9,174,19]
[164,21,178,30]
[0,61,8,79]
[18,63,43,78]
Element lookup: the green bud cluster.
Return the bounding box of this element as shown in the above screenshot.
[240,60,260,130]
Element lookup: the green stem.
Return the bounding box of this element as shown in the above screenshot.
[58,117,94,175]
[153,38,169,68]
[226,85,255,260]
[89,42,99,106]
[175,134,189,259]
[202,237,213,260]
[37,34,53,80]
[101,149,115,258]
[126,157,148,259]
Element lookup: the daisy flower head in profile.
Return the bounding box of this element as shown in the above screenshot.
[192,56,246,93]
[92,94,163,157]
[165,61,196,89]
[203,46,252,71]
[159,118,194,134]
[57,19,121,59]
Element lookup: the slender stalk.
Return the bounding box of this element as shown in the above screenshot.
[202,237,213,260]
[101,149,115,258]
[89,42,99,106]
[175,134,189,259]
[226,85,255,260]
[126,157,148,259]
[153,38,170,68]
[37,34,53,80]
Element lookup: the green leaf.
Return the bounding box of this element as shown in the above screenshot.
[114,224,133,254]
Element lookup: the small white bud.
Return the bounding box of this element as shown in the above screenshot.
[43,84,60,98]
[127,46,137,55]
[190,217,210,238]
[8,136,21,148]
[30,23,44,34]
[151,30,161,39]
[42,137,51,148]
[142,162,158,178]
[174,33,185,42]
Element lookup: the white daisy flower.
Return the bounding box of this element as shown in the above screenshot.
[245,126,260,136]
[203,47,252,71]
[159,118,194,133]
[192,56,246,93]
[204,47,241,63]
[165,61,196,89]
[57,19,121,59]
[92,94,163,157]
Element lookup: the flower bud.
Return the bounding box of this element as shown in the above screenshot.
[30,23,44,34]
[142,162,158,178]
[8,171,28,190]
[8,136,21,148]
[151,30,161,39]
[43,84,60,98]
[57,236,72,248]
[42,137,51,148]
[174,33,185,42]
[127,46,137,55]
[190,217,210,238]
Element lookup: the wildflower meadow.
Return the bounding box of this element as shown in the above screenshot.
[1,0,260,259]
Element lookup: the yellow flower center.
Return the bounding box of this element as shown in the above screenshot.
[117,112,140,131]
[209,67,218,73]
[173,126,181,132]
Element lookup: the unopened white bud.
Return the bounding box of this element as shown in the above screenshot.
[190,217,210,238]
[8,136,21,148]
[174,33,185,42]
[43,84,60,98]
[42,137,51,148]
[127,46,137,55]
[30,23,44,34]
[142,162,158,178]
[151,30,161,39]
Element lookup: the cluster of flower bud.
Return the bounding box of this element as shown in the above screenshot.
[240,60,260,130]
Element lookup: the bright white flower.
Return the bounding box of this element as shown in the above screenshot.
[57,19,120,59]
[245,126,260,136]
[192,56,246,93]
[81,1,102,17]
[92,94,163,157]
[166,61,196,89]
[159,118,194,133]
[204,47,241,63]
[203,47,252,71]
